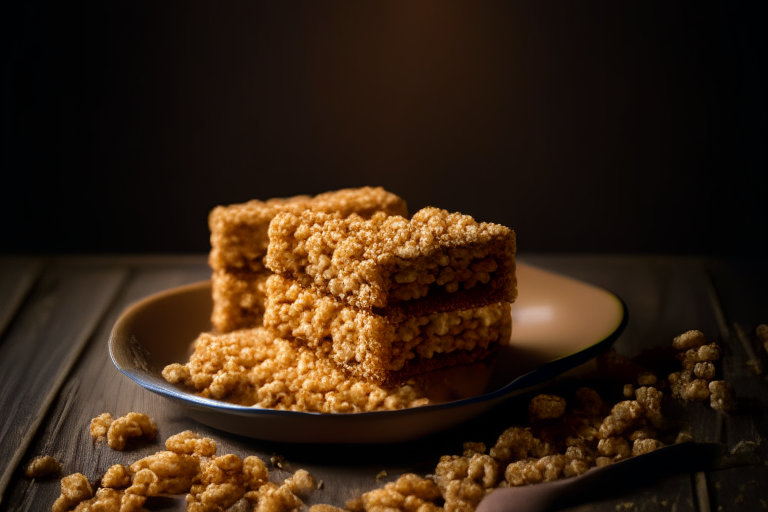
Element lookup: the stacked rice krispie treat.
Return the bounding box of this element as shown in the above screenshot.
[208,187,408,332]
[165,188,517,411]
[263,206,517,385]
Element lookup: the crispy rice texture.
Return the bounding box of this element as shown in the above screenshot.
[209,187,408,273]
[264,274,512,385]
[208,186,407,332]
[265,207,516,313]
[212,269,270,333]
[162,327,431,412]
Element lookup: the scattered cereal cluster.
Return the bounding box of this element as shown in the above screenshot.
[53,425,315,512]
[24,455,61,480]
[89,412,157,450]
[52,473,93,512]
[162,327,429,413]
[667,330,736,411]
[336,381,675,512]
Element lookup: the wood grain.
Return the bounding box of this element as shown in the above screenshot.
[0,257,43,341]
[0,260,127,504]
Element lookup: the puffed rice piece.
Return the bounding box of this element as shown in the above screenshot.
[627,428,657,441]
[243,456,270,491]
[187,454,250,511]
[489,427,543,463]
[528,395,566,422]
[504,455,568,486]
[677,343,722,371]
[128,451,199,495]
[52,473,93,512]
[24,455,60,479]
[693,361,716,380]
[89,413,114,441]
[597,401,644,439]
[597,437,631,460]
[360,473,442,512]
[66,488,146,512]
[91,412,157,451]
[679,379,710,401]
[632,439,664,456]
[255,482,304,512]
[101,464,131,488]
[284,469,317,498]
[165,431,217,458]
[594,457,613,467]
[635,386,664,427]
[672,330,707,350]
[708,380,737,412]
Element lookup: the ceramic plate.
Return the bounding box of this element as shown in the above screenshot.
[109,262,627,444]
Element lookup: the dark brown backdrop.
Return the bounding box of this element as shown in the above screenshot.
[1,1,764,256]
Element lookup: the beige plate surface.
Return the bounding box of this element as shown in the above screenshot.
[109,262,626,444]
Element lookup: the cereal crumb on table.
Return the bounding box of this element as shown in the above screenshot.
[672,330,707,351]
[24,455,60,479]
[52,473,93,512]
[709,380,737,412]
[89,412,157,450]
[529,394,566,422]
[101,464,131,488]
[53,423,318,512]
[165,430,217,457]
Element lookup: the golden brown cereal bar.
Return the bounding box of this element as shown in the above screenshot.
[208,187,407,332]
[264,274,512,384]
[209,187,408,273]
[265,207,516,315]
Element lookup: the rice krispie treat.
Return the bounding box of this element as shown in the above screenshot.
[209,187,408,273]
[264,274,511,384]
[265,207,516,316]
[209,187,408,332]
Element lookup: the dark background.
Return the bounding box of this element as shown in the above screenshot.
[2,1,764,257]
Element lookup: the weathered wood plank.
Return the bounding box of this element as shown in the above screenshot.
[0,257,43,341]
[2,260,212,511]
[0,261,128,504]
[4,255,754,512]
[704,259,768,512]
[519,255,726,512]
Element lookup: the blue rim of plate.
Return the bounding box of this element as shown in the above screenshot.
[109,286,627,421]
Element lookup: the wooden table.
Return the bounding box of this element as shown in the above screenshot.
[1,255,766,512]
